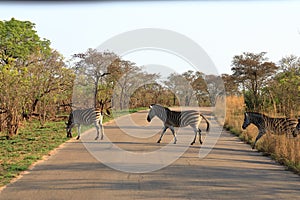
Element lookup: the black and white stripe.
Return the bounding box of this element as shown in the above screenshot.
[146,104,210,145]
[242,112,298,149]
[66,108,104,140]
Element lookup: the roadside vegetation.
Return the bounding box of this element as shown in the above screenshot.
[0,121,68,186]
[223,51,300,174]
[224,96,300,174]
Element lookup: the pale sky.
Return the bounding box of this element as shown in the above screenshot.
[1,0,300,75]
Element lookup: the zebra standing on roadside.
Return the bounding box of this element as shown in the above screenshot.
[66,108,104,140]
[242,112,298,149]
[146,104,210,145]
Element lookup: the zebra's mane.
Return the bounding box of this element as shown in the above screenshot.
[152,104,169,110]
[246,112,267,118]
[247,112,287,120]
[153,104,173,114]
[164,107,171,112]
[153,104,194,114]
[246,111,292,119]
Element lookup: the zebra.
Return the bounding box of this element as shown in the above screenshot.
[293,118,300,137]
[146,104,210,145]
[242,112,298,149]
[66,108,104,140]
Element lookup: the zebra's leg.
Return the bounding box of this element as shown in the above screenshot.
[252,131,265,149]
[94,121,100,140]
[198,128,203,144]
[99,123,104,140]
[191,127,198,145]
[157,126,168,143]
[67,131,72,138]
[67,123,75,138]
[170,126,177,144]
[76,125,81,140]
[99,116,104,140]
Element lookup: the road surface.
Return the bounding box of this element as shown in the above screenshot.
[0,109,299,200]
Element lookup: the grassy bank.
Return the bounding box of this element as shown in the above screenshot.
[0,121,69,186]
[224,96,300,174]
[0,107,147,187]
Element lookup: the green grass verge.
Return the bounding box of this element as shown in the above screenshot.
[0,121,69,186]
[0,107,147,187]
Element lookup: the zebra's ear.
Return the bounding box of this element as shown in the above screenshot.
[149,105,153,109]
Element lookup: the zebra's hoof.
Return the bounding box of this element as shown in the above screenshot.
[157,140,161,143]
[190,142,195,145]
[94,137,99,140]
[76,136,80,140]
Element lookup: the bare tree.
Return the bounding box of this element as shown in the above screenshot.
[73,49,118,108]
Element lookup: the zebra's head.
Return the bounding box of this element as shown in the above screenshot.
[147,104,168,123]
[98,99,112,116]
[292,118,300,137]
[147,104,156,122]
[242,112,251,130]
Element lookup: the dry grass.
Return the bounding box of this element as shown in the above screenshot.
[224,95,300,174]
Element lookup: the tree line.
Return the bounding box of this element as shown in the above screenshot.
[0,18,216,138]
[223,52,300,117]
[0,18,74,138]
[1,18,299,138]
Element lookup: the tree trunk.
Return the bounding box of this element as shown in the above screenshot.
[94,77,99,108]
[6,111,19,139]
[173,94,176,106]
[268,91,277,114]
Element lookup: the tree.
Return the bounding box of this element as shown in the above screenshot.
[0,18,73,137]
[221,74,240,96]
[0,62,24,136]
[266,55,300,117]
[73,49,118,108]
[112,61,158,110]
[164,71,209,107]
[131,83,166,107]
[164,73,187,106]
[25,51,75,126]
[0,18,51,65]
[0,18,52,137]
[231,52,278,110]
[205,74,224,105]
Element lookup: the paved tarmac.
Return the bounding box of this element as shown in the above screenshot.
[0,109,299,200]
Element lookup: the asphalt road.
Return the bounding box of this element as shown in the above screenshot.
[0,109,299,200]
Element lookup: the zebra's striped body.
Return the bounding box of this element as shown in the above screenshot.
[242,112,298,149]
[66,108,104,140]
[146,104,210,145]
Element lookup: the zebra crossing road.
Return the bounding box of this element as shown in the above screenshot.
[0,109,299,200]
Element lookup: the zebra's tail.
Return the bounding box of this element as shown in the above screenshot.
[200,113,210,131]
